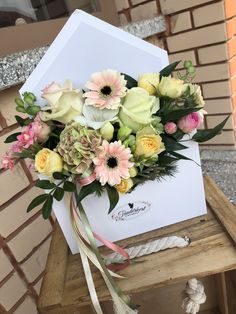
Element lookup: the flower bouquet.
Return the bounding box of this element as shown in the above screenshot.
[2,62,229,313]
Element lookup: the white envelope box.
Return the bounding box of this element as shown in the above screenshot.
[21,10,207,254]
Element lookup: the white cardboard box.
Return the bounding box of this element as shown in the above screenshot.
[21,10,207,254]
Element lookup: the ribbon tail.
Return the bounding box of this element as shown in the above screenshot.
[70,201,124,279]
[79,248,103,314]
[74,192,137,312]
[101,273,138,314]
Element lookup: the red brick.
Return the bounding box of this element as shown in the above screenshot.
[228,37,236,59]
[224,0,236,19]
[229,56,236,77]
[226,17,236,38]
[231,75,236,94]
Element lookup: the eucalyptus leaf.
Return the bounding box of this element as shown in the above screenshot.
[77,181,101,202]
[15,97,24,107]
[63,181,76,192]
[4,132,21,143]
[159,61,180,78]
[192,115,230,143]
[16,106,26,113]
[53,187,64,201]
[42,195,53,219]
[35,180,56,189]
[122,73,137,89]
[26,105,40,116]
[27,194,48,212]
[105,185,119,214]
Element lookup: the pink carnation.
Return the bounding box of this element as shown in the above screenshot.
[164,122,177,134]
[178,112,202,134]
[11,142,22,153]
[1,153,14,170]
[17,126,35,148]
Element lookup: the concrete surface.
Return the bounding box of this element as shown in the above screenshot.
[200,150,236,206]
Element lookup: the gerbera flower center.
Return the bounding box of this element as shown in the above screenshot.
[106,156,118,168]
[100,85,112,96]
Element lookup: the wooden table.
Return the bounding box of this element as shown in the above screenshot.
[38,177,236,314]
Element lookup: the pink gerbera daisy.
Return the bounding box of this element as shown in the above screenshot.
[93,140,133,186]
[83,69,127,110]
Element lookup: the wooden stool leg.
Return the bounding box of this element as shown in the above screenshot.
[215,271,236,314]
[225,270,236,314]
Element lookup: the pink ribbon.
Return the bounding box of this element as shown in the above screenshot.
[72,199,130,269]
[77,172,97,186]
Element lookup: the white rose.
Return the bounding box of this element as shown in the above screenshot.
[41,81,83,124]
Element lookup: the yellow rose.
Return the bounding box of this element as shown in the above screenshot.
[138,73,159,95]
[42,81,83,124]
[135,127,165,158]
[115,178,133,194]
[158,77,185,99]
[35,148,63,177]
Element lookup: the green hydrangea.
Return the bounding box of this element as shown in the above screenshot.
[56,122,101,174]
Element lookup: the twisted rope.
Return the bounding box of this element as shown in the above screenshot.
[104,237,206,314]
[104,236,190,263]
[182,278,206,314]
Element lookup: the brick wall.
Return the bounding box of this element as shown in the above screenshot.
[0,1,236,313]
[116,0,236,148]
[0,86,53,313]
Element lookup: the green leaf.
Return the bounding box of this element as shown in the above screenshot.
[16,106,26,113]
[162,135,188,152]
[18,150,35,159]
[162,107,202,124]
[169,151,200,167]
[53,172,68,180]
[15,97,24,107]
[53,187,64,201]
[4,132,21,143]
[35,180,56,189]
[15,115,25,126]
[192,115,230,143]
[105,185,119,214]
[15,115,31,126]
[122,73,137,89]
[42,195,53,219]
[27,194,48,212]
[77,181,101,202]
[26,105,40,116]
[63,181,76,192]
[159,61,180,78]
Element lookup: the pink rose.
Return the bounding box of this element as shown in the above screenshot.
[31,120,51,143]
[178,112,202,134]
[41,82,61,96]
[164,122,177,134]
[1,153,14,170]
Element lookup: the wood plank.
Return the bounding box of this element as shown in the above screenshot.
[38,222,69,312]
[204,176,236,245]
